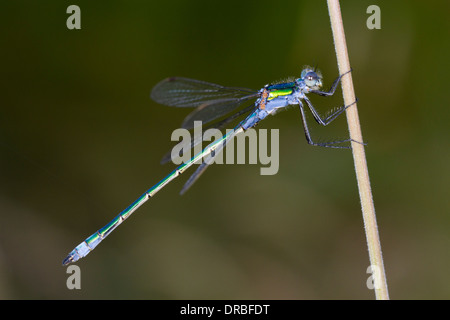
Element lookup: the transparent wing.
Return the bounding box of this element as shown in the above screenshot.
[161,104,255,164]
[151,77,259,128]
[181,96,257,129]
[151,77,257,108]
[179,126,244,195]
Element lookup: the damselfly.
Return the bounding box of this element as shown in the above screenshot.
[62,66,357,265]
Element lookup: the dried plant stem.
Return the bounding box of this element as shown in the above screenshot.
[326,0,389,300]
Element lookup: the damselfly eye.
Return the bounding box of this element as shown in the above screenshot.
[304,71,320,88]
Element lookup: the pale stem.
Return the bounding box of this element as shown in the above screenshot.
[326,0,389,300]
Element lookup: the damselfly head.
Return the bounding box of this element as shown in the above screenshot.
[301,66,323,90]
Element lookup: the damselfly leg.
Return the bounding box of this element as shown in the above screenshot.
[298,69,364,148]
[298,99,360,148]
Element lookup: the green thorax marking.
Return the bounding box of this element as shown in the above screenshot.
[267,82,296,101]
[268,88,294,100]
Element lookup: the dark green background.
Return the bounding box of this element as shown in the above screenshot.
[0,0,449,299]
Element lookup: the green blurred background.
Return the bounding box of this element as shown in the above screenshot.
[0,0,449,299]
